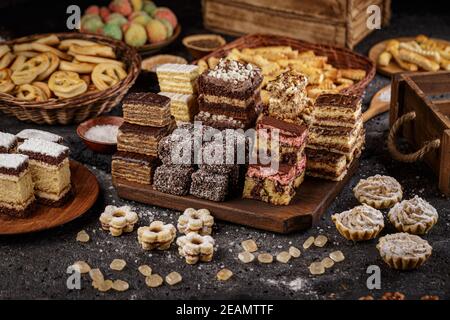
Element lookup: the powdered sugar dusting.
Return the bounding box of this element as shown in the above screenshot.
[0,132,17,149]
[0,154,28,169]
[16,129,62,143]
[18,138,69,158]
[85,125,119,144]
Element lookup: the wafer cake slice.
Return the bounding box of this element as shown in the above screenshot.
[112,151,159,185]
[0,132,17,153]
[312,94,362,128]
[122,93,172,127]
[159,92,199,123]
[157,64,200,94]
[0,154,35,217]
[306,148,348,182]
[18,139,71,206]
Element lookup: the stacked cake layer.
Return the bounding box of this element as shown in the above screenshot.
[306,94,365,181]
[157,64,200,123]
[0,154,35,217]
[0,132,17,153]
[196,59,263,130]
[113,93,175,185]
[243,115,308,206]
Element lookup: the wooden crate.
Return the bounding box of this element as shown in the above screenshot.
[202,0,391,49]
[390,71,450,196]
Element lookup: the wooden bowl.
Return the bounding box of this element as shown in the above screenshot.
[141,54,188,73]
[77,116,124,154]
[183,34,226,59]
[138,25,182,57]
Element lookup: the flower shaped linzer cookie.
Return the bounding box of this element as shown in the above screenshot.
[138,221,177,251]
[176,232,215,265]
[177,208,215,235]
[388,196,438,235]
[100,205,139,237]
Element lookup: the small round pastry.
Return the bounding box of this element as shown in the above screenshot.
[332,204,385,241]
[377,233,432,270]
[100,205,139,237]
[388,196,438,235]
[354,175,403,209]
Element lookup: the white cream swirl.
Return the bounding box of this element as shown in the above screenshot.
[354,175,402,202]
[378,233,432,258]
[333,204,384,231]
[388,196,438,229]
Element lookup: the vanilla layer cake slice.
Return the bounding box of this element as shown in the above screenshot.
[306,148,348,182]
[16,129,64,144]
[159,92,199,122]
[18,139,71,207]
[0,132,18,153]
[312,94,362,128]
[0,154,35,217]
[157,64,200,94]
[122,93,172,127]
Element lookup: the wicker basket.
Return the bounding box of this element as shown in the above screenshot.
[0,33,141,125]
[198,34,375,96]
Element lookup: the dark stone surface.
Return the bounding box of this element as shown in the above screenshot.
[0,1,449,300]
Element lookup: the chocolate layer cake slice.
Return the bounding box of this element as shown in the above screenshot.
[112,151,159,185]
[0,154,35,217]
[159,92,199,123]
[312,94,362,128]
[0,132,17,153]
[16,129,63,144]
[18,139,71,207]
[243,156,307,206]
[306,148,348,181]
[117,120,175,157]
[157,64,200,95]
[254,116,308,165]
[122,93,172,127]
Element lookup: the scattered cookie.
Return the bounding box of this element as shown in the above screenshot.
[329,251,345,263]
[377,233,432,270]
[257,253,273,264]
[100,205,139,237]
[89,268,105,284]
[72,261,91,274]
[321,257,335,269]
[309,262,325,275]
[238,251,255,264]
[97,279,114,293]
[241,239,258,253]
[314,235,328,248]
[303,236,315,250]
[354,175,403,209]
[289,246,301,258]
[276,252,291,264]
[178,208,214,235]
[177,232,215,265]
[138,265,153,277]
[76,230,90,243]
[110,259,127,271]
[332,204,385,241]
[146,274,164,288]
[217,268,233,281]
[421,295,439,300]
[166,272,183,286]
[388,196,438,235]
[112,280,129,292]
[381,292,405,300]
[138,221,177,251]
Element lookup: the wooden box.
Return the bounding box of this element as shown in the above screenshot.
[390,71,450,196]
[202,0,391,49]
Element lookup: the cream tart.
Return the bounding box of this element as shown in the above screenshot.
[377,233,432,270]
[354,175,403,209]
[332,204,385,241]
[388,196,438,235]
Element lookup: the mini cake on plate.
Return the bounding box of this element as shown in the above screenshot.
[0,132,18,153]
[0,154,35,217]
[16,129,64,144]
[18,138,71,207]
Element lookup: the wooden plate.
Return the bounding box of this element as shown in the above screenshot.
[114,161,359,234]
[369,37,450,77]
[0,161,99,235]
[138,25,181,57]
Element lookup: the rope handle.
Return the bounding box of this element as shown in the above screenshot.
[388,111,441,163]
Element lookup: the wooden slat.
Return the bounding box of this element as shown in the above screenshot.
[439,130,450,195]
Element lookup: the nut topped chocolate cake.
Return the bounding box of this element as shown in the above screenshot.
[197,59,263,129]
[18,139,71,206]
[0,131,17,153]
[0,154,35,217]
[122,93,172,127]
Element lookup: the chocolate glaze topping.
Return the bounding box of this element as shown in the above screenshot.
[315,94,361,110]
[124,92,171,108]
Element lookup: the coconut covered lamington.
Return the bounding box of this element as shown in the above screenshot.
[18,138,71,206]
[0,131,17,153]
[0,154,35,217]
[16,129,63,144]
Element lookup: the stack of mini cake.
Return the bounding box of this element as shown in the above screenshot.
[157,64,200,123]
[113,93,175,185]
[196,59,263,130]
[306,94,365,181]
[242,116,308,206]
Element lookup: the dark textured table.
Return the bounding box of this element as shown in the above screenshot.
[0,1,449,300]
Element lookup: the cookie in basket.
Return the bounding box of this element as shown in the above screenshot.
[332,204,385,241]
[353,175,403,209]
[388,196,438,235]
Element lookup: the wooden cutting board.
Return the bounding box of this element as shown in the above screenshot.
[114,161,359,234]
[0,161,99,235]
